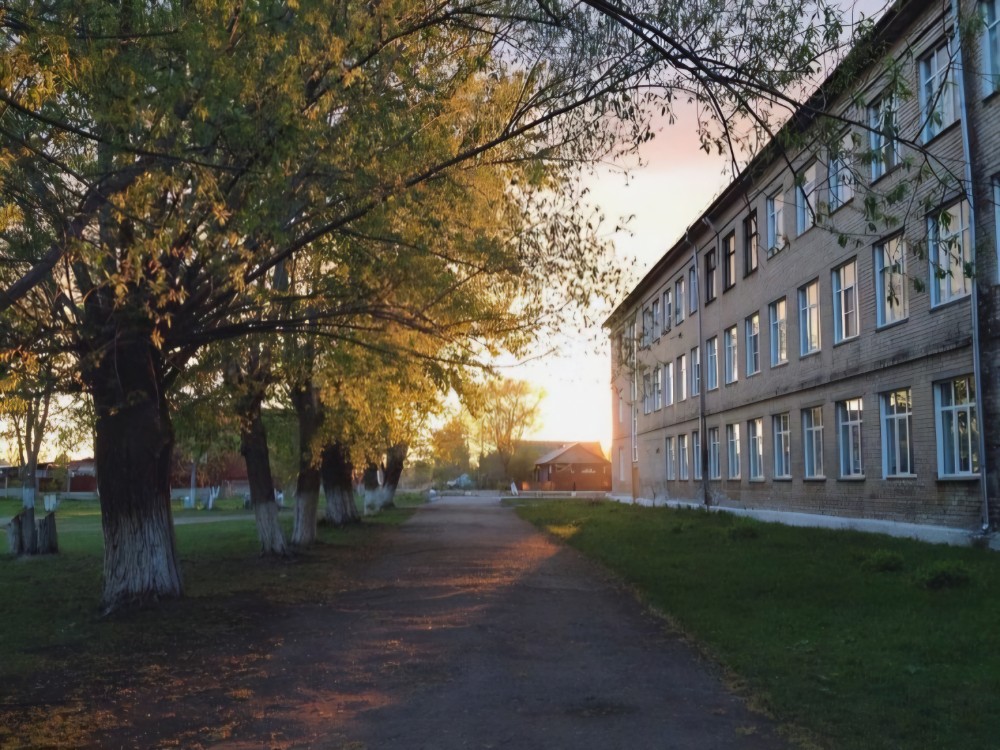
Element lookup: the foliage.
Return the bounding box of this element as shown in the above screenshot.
[859,549,905,573]
[469,378,543,478]
[913,560,973,590]
[517,500,1000,750]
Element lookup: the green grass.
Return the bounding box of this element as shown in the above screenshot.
[0,495,422,684]
[516,500,1000,750]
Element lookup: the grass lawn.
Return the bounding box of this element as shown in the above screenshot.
[516,499,1000,750]
[0,493,422,685]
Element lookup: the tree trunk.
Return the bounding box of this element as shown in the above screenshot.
[7,512,23,555]
[36,512,58,554]
[291,380,321,546]
[321,442,357,526]
[87,338,183,613]
[20,504,36,555]
[362,464,381,515]
[240,402,289,557]
[377,443,408,509]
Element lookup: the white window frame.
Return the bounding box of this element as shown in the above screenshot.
[773,413,791,479]
[724,325,738,384]
[837,398,864,478]
[708,427,721,479]
[799,280,821,355]
[803,406,824,478]
[651,299,660,334]
[678,434,689,480]
[675,277,686,325]
[745,312,760,375]
[706,336,719,390]
[935,376,980,477]
[689,267,698,313]
[726,424,741,479]
[662,289,672,332]
[664,361,674,407]
[929,200,971,306]
[748,418,764,480]
[769,298,787,366]
[724,231,737,290]
[653,366,662,411]
[643,373,651,415]
[677,354,687,402]
[693,430,702,480]
[796,163,817,235]
[828,133,854,211]
[832,260,859,343]
[869,96,899,181]
[666,436,676,480]
[881,389,914,478]
[875,235,909,326]
[766,190,784,255]
[919,38,959,143]
[691,346,701,396]
[983,0,1000,96]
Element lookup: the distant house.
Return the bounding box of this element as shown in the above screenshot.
[533,442,611,492]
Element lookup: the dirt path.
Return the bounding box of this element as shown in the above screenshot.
[74,496,790,749]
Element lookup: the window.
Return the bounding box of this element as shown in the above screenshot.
[936,376,980,477]
[723,231,737,290]
[983,0,1000,96]
[796,163,817,235]
[726,424,741,479]
[773,413,791,478]
[706,336,719,390]
[643,373,651,415]
[882,389,914,477]
[799,280,821,355]
[664,362,674,407]
[769,298,788,366]
[693,431,702,480]
[677,354,687,401]
[662,289,672,332]
[929,200,971,306]
[828,133,854,211]
[705,249,717,302]
[651,299,660,335]
[838,398,864,478]
[642,308,652,347]
[868,95,899,181]
[766,190,784,255]
[689,267,698,313]
[803,407,824,478]
[675,277,686,324]
[748,418,764,480]
[653,366,662,411]
[678,435,689,480]
[832,260,859,342]
[920,39,959,142]
[708,427,721,479]
[743,210,759,275]
[691,346,700,396]
[745,312,760,375]
[666,437,676,480]
[724,326,738,384]
[875,236,909,326]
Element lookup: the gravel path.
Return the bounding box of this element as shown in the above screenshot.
[241,495,792,750]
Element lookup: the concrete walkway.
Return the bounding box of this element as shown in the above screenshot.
[253,494,790,749]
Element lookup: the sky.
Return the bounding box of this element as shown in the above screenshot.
[517,108,732,452]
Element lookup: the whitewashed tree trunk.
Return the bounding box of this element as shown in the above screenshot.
[291,379,321,546]
[21,485,37,554]
[292,485,319,545]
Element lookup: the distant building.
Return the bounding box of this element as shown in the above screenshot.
[533,442,611,492]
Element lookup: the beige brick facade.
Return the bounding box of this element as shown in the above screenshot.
[607,0,1000,531]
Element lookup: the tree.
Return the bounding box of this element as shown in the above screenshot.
[0,0,862,609]
[473,379,543,481]
[431,416,472,481]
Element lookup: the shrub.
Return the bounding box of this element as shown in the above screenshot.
[914,561,972,590]
[861,550,905,573]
